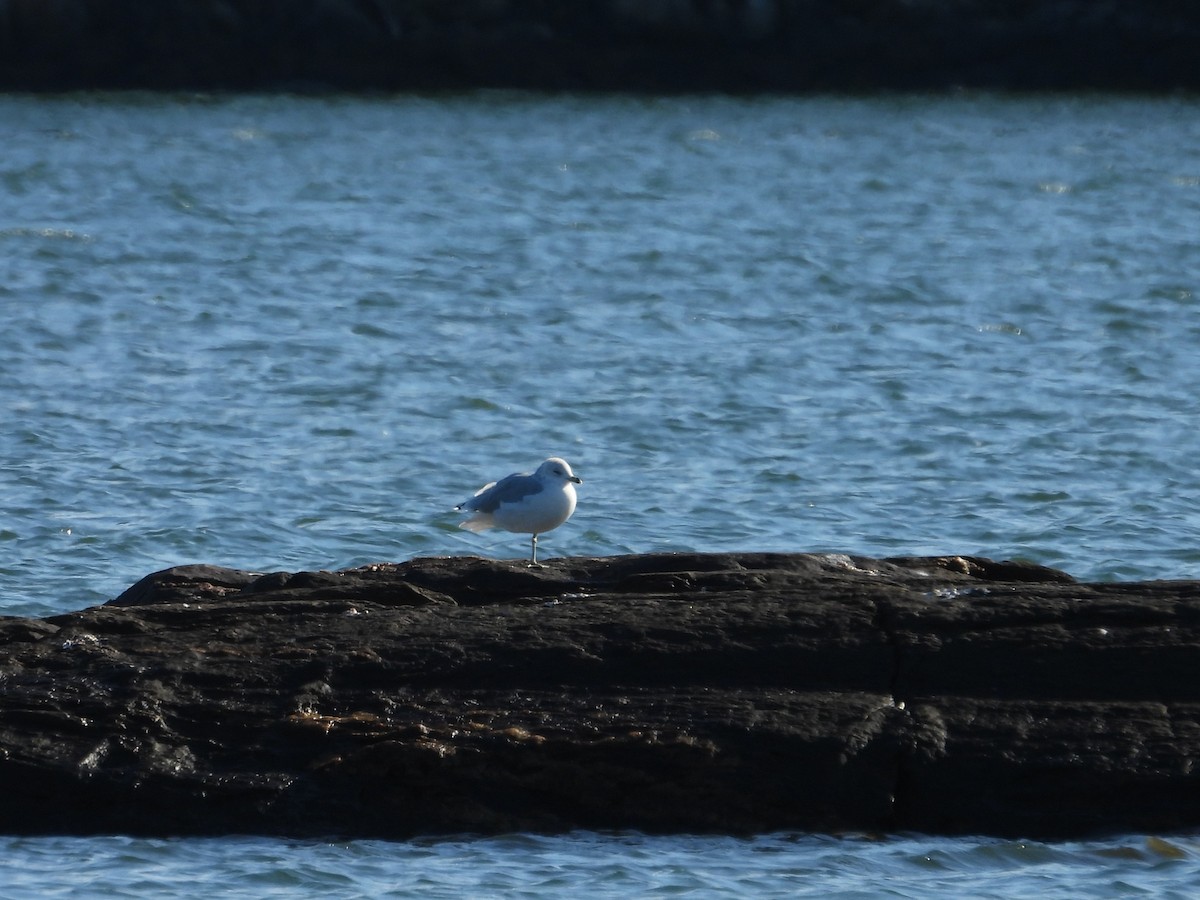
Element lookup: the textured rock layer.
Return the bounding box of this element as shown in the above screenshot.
[1,552,1198,838]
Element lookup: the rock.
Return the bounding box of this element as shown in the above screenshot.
[0,0,1196,91]
[0,551,1198,838]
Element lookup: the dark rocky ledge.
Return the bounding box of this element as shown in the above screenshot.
[1,552,1199,840]
[0,0,1198,92]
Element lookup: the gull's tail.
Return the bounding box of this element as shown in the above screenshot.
[457,512,494,533]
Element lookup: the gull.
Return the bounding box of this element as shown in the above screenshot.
[456,457,582,566]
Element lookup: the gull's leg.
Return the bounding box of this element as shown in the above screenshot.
[529,533,541,567]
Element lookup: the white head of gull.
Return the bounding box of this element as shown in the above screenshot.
[455,457,582,566]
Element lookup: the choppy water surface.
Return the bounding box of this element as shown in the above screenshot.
[4,93,1200,616]
[2,92,1199,892]
[1,831,1199,899]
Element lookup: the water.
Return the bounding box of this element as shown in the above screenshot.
[1,831,1199,899]
[2,91,1200,894]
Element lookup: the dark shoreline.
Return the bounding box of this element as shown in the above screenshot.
[1,552,1198,839]
[2,1,1198,93]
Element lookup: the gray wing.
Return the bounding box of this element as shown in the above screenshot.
[459,472,544,513]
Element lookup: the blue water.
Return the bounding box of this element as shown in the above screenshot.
[2,91,1199,894]
[1,832,1199,899]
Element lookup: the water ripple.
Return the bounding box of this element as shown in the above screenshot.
[1,92,1199,618]
[1,832,1199,898]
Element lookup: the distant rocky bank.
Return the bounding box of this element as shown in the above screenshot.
[1,0,1197,92]
[1,552,1198,839]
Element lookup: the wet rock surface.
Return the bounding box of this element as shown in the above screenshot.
[0,0,1197,91]
[1,551,1198,839]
